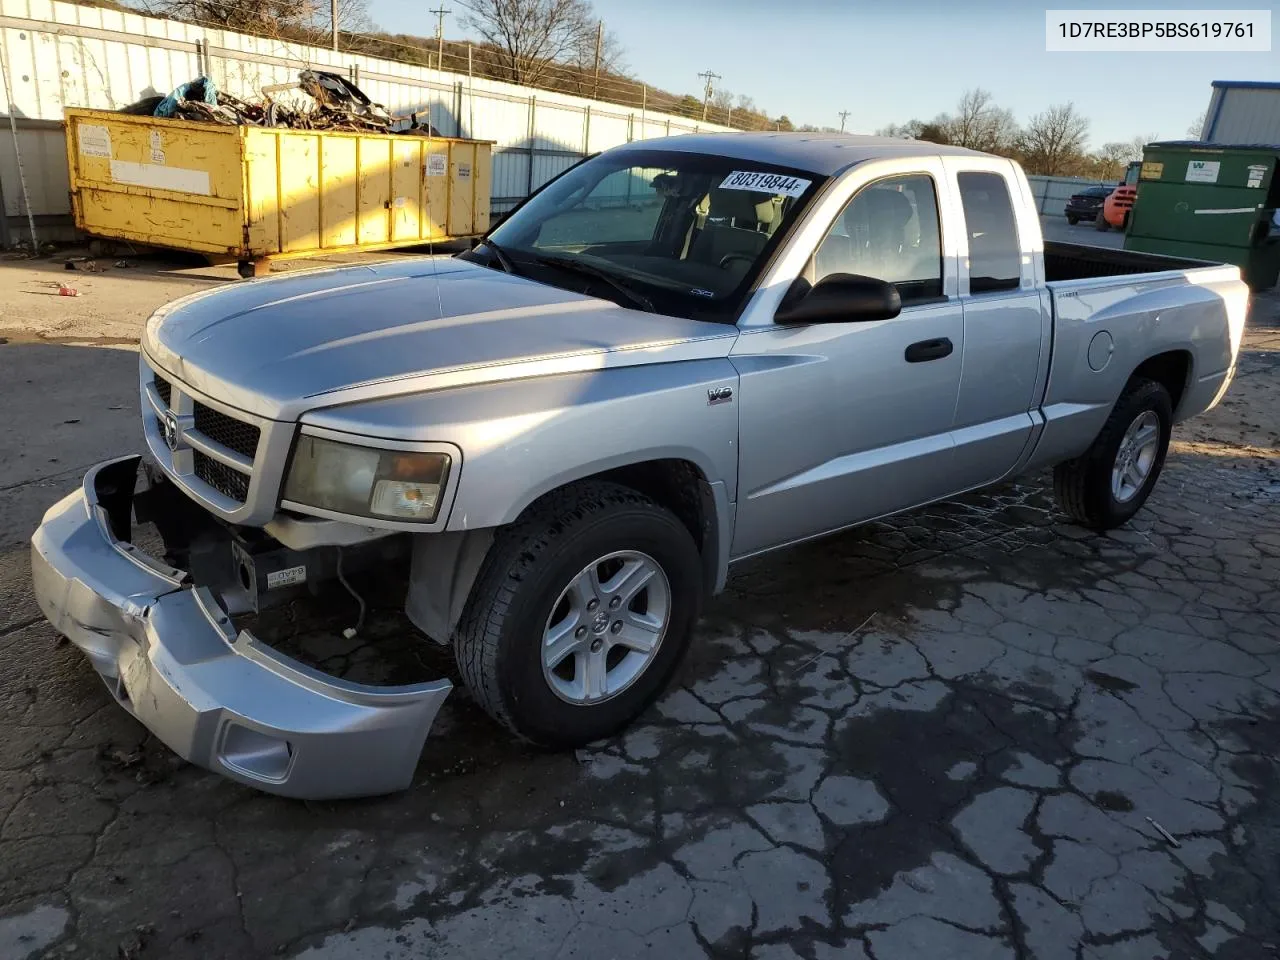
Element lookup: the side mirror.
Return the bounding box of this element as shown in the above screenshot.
[774,273,902,325]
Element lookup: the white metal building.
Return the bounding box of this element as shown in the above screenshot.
[0,0,731,245]
[1200,81,1280,143]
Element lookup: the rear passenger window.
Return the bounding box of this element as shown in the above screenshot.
[812,174,943,303]
[957,172,1021,293]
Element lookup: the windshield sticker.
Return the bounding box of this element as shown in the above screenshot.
[719,171,811,197]
[689,288,715,298]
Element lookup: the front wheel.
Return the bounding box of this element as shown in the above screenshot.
[1094,213,1111,231]
[1066,214,1079,225]
[1053,378,1172,530]
[454,481,702,747]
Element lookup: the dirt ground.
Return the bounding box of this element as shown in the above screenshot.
[0,245,458,346]
[1,237,1278,960]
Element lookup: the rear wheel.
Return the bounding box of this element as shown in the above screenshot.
[1053,378,1172,531]
[454,481,702,747]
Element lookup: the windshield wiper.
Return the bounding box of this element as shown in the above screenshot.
[534,255,655,313]
[480,238,517,275]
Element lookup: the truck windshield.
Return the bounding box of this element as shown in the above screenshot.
[471,149,826,322]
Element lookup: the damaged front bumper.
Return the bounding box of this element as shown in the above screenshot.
[29,456,452,799]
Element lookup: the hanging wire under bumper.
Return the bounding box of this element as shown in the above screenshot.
[29,456,453,799]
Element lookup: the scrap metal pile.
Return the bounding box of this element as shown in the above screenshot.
[121,71,439,136]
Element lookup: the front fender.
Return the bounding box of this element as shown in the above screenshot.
[301,360,742,531]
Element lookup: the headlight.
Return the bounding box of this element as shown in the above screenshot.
[283,434,450,523]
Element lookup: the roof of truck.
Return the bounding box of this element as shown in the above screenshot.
[610,132,992,176]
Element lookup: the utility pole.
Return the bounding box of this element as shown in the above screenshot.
[697,69,720,123]
[838,110,850,133]
[330,0,339,50]
[430,6,449,71]
[592,21,603,99]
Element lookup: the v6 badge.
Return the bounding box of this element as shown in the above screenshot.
[707,386,734,406]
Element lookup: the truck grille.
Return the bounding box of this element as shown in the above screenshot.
[147,367,262,510]
[193,402,261,460]
[194,450,251,502]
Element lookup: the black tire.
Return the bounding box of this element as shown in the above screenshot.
[1094,213,1110,231]
[454,481,703,747]
[1053,378,1172,531]
[1066,214,1079,225]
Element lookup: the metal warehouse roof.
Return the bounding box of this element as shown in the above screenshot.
[1211,80,1280,90]
[610,132,991,176]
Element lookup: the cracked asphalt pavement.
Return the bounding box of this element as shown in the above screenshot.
[1,256,1278,960]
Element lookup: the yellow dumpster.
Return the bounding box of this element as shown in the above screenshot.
[64,108,492,276]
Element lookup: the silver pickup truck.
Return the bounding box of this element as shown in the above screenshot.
[31,133,1248,798]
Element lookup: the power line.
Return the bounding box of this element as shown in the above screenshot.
[696,69,720,123]
[428,5,449,71]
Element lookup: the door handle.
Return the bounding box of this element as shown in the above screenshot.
[904,338,954,363]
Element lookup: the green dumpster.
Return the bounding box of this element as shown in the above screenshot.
[1125,141,1280,291]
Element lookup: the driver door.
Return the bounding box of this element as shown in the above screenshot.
[730,168,965,557]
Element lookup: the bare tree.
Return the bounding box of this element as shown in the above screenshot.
[876,118,953,143]
[1018,102,1089,176]
[143,0,371,36]
[566,22,626,93]
[877,120,924,139]
[141,0,313,33]
[1097,142,1130,180]
[301,0,373,34]
[1186,111,1206,139]
[1127,132,1157,161]
[458,0,605,86]
[943,88,1019,152]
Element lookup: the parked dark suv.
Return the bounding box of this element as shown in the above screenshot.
[1064,185,1114,225]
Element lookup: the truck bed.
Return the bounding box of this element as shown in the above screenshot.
[1043,241,1216,282]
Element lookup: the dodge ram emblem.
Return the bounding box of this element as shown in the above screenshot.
[162,411,180,452]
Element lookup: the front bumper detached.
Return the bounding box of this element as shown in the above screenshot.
[29,456,452,799]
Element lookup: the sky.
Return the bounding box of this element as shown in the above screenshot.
[364,0,1278,146]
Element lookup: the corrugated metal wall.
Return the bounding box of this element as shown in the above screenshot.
[0,119,67,210]
[0,0,732,241]
[1025,175,1115,217]
[1202,86,1280,144]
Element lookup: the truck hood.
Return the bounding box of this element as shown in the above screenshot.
[143,258,738,421]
